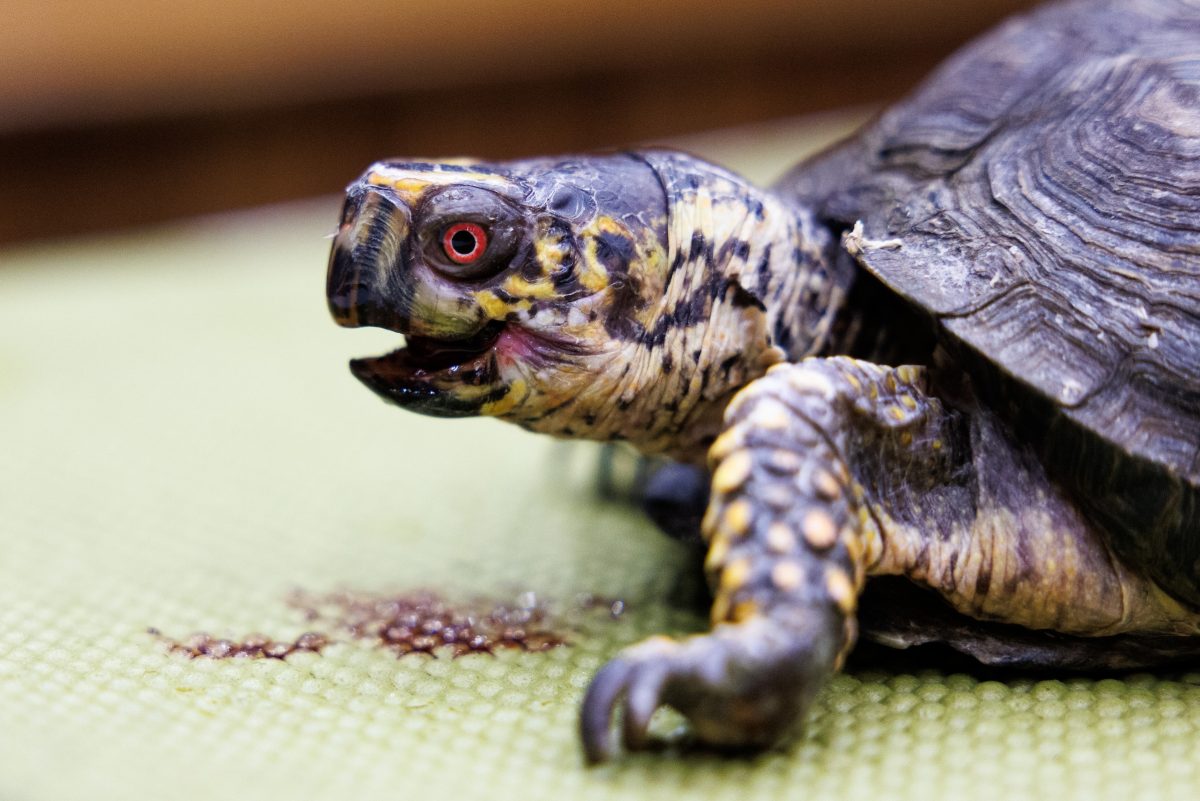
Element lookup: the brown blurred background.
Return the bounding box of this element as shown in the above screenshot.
[1,0,1038,244]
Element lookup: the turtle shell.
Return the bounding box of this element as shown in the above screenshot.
[778,0,1200,600]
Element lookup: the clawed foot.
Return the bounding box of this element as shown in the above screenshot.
[580,614,838,763]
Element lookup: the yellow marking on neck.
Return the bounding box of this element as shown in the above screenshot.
[481,378,527,416]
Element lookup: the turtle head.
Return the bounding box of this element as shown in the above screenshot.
[328,151,835,462]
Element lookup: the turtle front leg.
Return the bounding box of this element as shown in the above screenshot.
[582,354,1200,760]
[582,357,904,762]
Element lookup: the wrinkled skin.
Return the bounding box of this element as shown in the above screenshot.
[328,151,832,463]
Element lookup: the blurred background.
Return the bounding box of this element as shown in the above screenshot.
[1,0,1040,245]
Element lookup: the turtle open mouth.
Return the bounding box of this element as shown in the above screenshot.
[347,320,508,416]
[352,320,505,381]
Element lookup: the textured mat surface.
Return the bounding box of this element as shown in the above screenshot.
[3,121,1200,801]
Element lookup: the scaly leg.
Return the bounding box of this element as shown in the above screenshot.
[581,356,1200,761]
[581,357,876,761]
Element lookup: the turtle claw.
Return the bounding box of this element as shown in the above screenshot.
[580,617,838,763]
[581,641,671,763]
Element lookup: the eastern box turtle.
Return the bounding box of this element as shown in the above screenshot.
[326,0,1200,762]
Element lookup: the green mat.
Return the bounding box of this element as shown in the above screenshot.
[3,120,1200,801]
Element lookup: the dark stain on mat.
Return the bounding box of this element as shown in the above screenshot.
[150,589,626,660]
[148,628,329,659]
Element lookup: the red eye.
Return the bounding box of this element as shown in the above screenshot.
[441,222,487,264]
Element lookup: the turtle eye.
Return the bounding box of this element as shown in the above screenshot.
[441,222,488,264]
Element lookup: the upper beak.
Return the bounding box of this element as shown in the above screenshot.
[326,187,411,332]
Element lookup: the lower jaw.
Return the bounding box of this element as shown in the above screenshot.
[349,354,511,418]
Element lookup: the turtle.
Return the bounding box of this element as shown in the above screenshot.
[325,0,1200,762]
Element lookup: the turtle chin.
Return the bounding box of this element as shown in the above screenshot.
[348,321,511,418]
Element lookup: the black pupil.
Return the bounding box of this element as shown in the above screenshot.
[450,229,477,256]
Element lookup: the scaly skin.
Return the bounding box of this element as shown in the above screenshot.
[581,356,1200,760]
[327,152,836,463]
[327,149,1200,762]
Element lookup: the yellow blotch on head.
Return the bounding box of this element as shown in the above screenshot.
[367,165,506,188]
[578,241,611,293]
[576,215,631,293]
[534,236,567,269]
[501,274,562,301]
[474,291,511,320]
[474,291,531,320]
